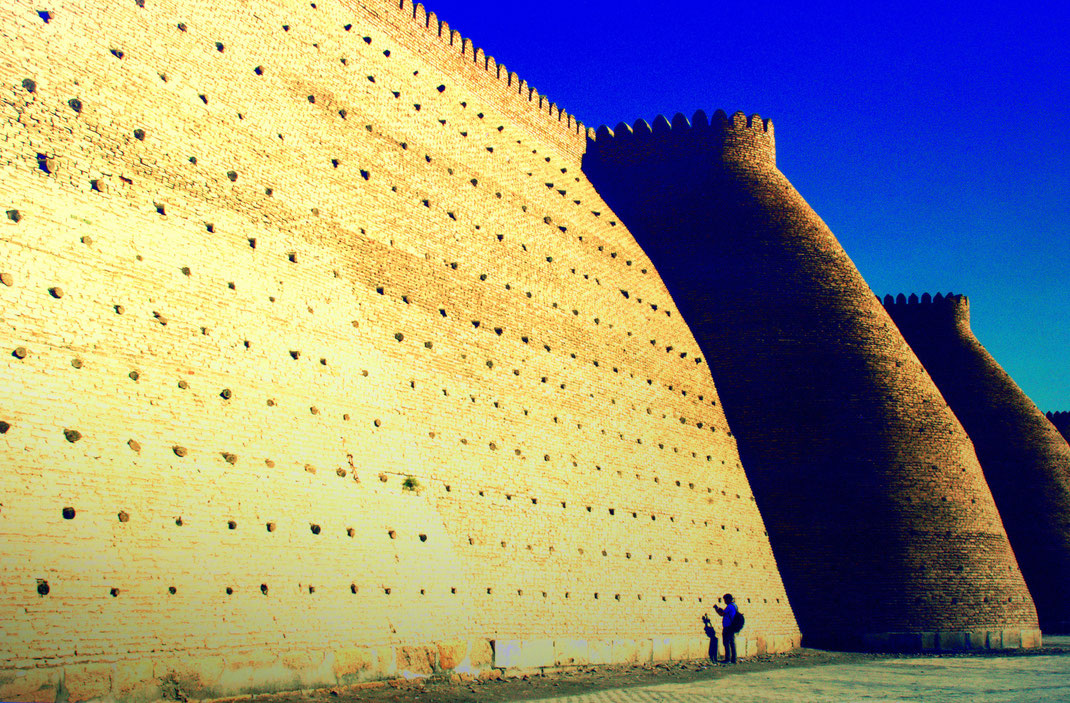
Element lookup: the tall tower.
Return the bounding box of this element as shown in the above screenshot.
[885,293,1070,633]
[583,110,1039,649]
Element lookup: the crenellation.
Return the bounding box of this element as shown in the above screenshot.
[883,292,972,336]
[1047,412,1070,443]
[586,108,775,172]
[386,0,585,151]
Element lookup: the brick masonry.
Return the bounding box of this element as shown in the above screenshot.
[0,0,800,701]
[884,293,1070,634]
[582,115,1040,650]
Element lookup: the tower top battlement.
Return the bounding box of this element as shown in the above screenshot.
[387,0,590,160]
[1048,412,1070,443]
[585,110,776,169]
[882,292,971,332]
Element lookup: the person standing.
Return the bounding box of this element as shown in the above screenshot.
[713,593,738,663]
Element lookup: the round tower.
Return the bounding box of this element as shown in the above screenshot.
[583,111,1040,650]
[885,293,1070,634]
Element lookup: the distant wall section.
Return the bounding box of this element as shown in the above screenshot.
[885,293,1070,634]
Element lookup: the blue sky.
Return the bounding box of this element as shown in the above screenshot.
[419,0,1069,411]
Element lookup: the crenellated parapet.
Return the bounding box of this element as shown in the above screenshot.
[1048,412,1070,443]
[882,292,966,307]
[585,109,775,169]
[881,292,970,332]
[389,0,587,158]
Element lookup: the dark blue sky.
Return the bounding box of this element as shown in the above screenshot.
[420,0,1069,411]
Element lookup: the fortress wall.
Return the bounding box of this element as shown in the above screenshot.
[375,0,588,163]
[583,114,1040,650]
[1048,412,1070,444]
[0,0,797,699]
[884,293,1070,633]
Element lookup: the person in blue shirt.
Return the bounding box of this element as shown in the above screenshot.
[713,593,738,663]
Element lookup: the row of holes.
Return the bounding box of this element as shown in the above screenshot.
[8,263,716,429]
[55,503,754,547]
[38,419,750,528]
[462,489,749,510]
[441,430,728,463]
[57,507,428,541]
[27,343,717,446]
[374,258,698,366]
[41,415,748,515]
[9,349,725,478]
[48,502,760,566]
[471,541,751,566]
[374,275,705,401]
[390,332,714,426]
[34,577,783,604]
[41,512,759,575]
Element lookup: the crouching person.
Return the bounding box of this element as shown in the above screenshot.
[702,613,719,662]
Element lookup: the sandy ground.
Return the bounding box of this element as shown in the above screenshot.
[228,637,1070,703]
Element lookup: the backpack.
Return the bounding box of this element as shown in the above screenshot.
[731,610,745,633]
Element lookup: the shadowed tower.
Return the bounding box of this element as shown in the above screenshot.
[582,110,1039,649]
[885,293,1070,634]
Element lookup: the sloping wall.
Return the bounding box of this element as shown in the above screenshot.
[583,112,1040,650]
[885,293,1070,634]
[0,0,796,700]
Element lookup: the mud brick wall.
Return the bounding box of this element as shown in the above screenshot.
[885,293,1070,634]
[583,113,1040,650]
[0,0,798,700]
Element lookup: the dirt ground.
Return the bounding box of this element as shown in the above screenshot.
[227,638,1070,703]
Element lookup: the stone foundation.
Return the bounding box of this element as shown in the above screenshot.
[0,633,802,702]
[852,628,1042,652]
